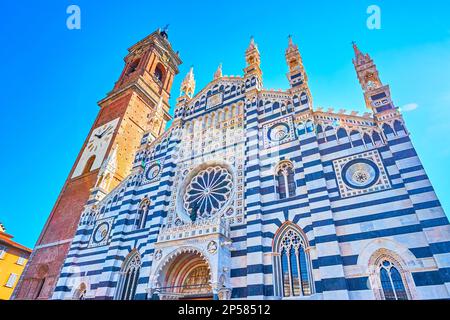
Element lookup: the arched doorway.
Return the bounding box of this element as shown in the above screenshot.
[155,249,213,300]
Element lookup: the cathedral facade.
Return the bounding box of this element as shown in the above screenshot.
[49,30,449,300]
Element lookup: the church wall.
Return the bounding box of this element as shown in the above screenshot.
[51,41,450,301]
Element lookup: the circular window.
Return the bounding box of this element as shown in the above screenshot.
[183,166,233,219]
[93,222,109,243]
[268,123,290,142]
[342,159,380,189]
[145,163,161,181]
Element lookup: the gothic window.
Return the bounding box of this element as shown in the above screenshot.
[382,123,394,137]
[316,124,323,135]
[350,130,363,147]
[300,92,308,105]
[372,131,383,145]
[363,133,373,147]
[273,225,312,298]
[337,128,348,140]
[378,259,409,300]
[393,120,406,135]
[296,122,306,135]
[287,103,294,113]
[135,199,150,230]
[272,102,280,113]
[276,161,296,199]
[325,126,335,142]
[115,251,141,300]
[305,120,315,133]
[82,155,96,175]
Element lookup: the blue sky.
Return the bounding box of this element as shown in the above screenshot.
[1,1,449,248]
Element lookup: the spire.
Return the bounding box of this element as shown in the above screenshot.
[214,63,223,80]
[286,35,298,54]
[352,41,361,57]
[247,36,257,52]
[352,43,395,114]
[244,36,262,89]
[352,41,371,66]
[186,66,194,80]
[285,35,312,110]
[180,66,196,98]
[245,36,260,66]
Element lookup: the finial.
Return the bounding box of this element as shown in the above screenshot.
[180,66,196,98]
[160,24,170,39]
[183,66,195,83]
[352,41,361,56]
[288,34,293,46]
[286,34,299,54]
[214,63,223,79]
[247,36,257,51]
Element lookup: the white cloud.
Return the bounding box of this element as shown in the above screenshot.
[400,103,419,112]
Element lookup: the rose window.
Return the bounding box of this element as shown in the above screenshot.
[342,160,379,189]
[184,166,233,218]
[353,170,370,184]
[268,123,290,142]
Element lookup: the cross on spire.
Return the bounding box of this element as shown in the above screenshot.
[160,24,170,39]
[352,41,362,57]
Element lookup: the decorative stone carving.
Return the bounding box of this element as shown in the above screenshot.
[207,241,218,254]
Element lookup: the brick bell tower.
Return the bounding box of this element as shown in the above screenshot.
[13,28,181,300]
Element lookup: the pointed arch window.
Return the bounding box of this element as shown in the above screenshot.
[115,252,141,300]
[276,161,296,199]
[393,120,406,135]
[135,199,150,230]
[337,128,348,140]
[273,225,313,298]
[378,259,409,300]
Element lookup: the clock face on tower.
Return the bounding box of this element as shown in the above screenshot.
[71,118,120,179]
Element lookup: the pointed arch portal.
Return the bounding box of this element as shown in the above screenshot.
[154,249,213,300]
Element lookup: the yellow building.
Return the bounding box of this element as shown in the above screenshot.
[0,223,32,300]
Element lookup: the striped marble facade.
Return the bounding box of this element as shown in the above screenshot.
[52,37,450,300]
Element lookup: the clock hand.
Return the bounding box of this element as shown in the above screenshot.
[100,127,112,138]
[96,127,108,139]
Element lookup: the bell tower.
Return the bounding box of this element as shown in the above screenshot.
[352,42,395,115]
[285,35,312,110]
[244,37,263,90]
[13,28,182,300]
